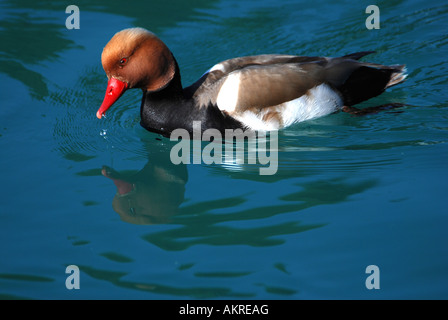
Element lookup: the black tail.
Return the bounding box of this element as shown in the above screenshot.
[385,64,407,88]
[336,52,407,106]
[342,51,376,60]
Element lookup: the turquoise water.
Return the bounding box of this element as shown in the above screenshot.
[1,0,447,300]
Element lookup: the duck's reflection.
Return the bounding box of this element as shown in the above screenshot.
[102,155,187,225]
[100,139,379,243]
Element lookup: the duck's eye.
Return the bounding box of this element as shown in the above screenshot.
[120,58,127,65]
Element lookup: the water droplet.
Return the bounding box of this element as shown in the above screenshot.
[100,129,107,137]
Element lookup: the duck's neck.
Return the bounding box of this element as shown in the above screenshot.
[139,60,244,137]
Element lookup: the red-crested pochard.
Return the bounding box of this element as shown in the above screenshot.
[97,27,406,136]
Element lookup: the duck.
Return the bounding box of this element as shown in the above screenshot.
[97,27,406,137]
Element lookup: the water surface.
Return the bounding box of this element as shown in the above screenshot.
[0,0,447,299]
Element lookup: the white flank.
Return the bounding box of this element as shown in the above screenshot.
[234,111,281,131]
[281,84,342,127]
[216,72,241,113]
[235,84,343,131]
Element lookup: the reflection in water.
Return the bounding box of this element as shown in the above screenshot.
[102,146,378,252]
[78,264,254,298]
[0,13,74,99]
[142,177,376,251]
[1,0,217,100]
[102,152,187,225]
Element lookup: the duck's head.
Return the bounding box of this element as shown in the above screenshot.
[97,28,176,119]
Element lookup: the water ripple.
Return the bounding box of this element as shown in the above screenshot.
[51,70,151,162]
